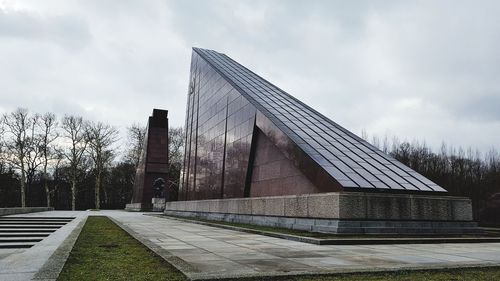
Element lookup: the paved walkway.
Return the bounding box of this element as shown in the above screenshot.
[2,210,500,280]
[105,211,500,280]
[0,211,86,281]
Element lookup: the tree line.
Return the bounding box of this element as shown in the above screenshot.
[0,108,184,210]
[364,132,500,222]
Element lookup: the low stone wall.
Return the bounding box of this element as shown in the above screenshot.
[164,210,480,234]
[164,192,473,222]
[125,203,151,212]
[125,199,166,212]
[164,192,477,234]
[152,198,166,212]
[0,207,53,216]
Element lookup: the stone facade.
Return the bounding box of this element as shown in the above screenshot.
[163,210,479,234]
[164,192,478,234]
[165,192,473,221]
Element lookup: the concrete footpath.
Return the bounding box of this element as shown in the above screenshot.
[2,210,500,281]
[105,210,500,280]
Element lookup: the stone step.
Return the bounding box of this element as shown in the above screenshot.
[0,221,67,225]
[313,225,484,234]
[0,242,35,249]
[0,220,72,224]
[332,221,478,228]
[0,225,62,229]
[0,233,50,237]
[0,237,44,243]
[0,217,74,221]
[0,229,57,233]
[0,216,75,219]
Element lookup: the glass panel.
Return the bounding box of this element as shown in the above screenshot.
[181,48,448,195]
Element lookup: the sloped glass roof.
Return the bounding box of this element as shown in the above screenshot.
[193,47,446,192]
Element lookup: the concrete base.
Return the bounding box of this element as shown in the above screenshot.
[0,207,53,216]
[126,199,166,212]
[164,192,479,234]
[152,198,166,212]
[164,210,480,234]
[125,203,152,212]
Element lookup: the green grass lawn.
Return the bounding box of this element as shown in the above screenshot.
[57,216,186,281]
[58,215,500,281]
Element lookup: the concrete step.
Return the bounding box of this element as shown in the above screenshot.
[0,217,74,250]
[0,216,73,219]
[0,233,50,237]
[0,220,73,223]
[321,226,483,234]
[0,237,44,243]
[0,216,75,220]
[0,242,35,249]
[0,221,67,225]
[0,229,57,233]
[0,225,62,229]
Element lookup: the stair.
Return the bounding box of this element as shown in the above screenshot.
[0,216,75,249]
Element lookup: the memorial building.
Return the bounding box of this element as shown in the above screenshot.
[164,48,478,234]
[126,109,169,211]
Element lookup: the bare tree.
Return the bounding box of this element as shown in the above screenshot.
[24,114,44,200]
[61,115,89,210]
[371,135,381,149]
[125,123,146,170]
[1,108,34,207]
[39,113,59,207]
[382,134,390,154]
[360,129,368,141]
[166,126,184,199]
[169,127,184,167]
[49,150,65,205]
[0,117,5,172]
[86,122,119,209]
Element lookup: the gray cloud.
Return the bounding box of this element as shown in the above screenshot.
[456,95,500,122]
[0,7,91,49]
[0,0,499,154]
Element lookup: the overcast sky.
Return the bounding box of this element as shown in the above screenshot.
[1,0,499,154]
